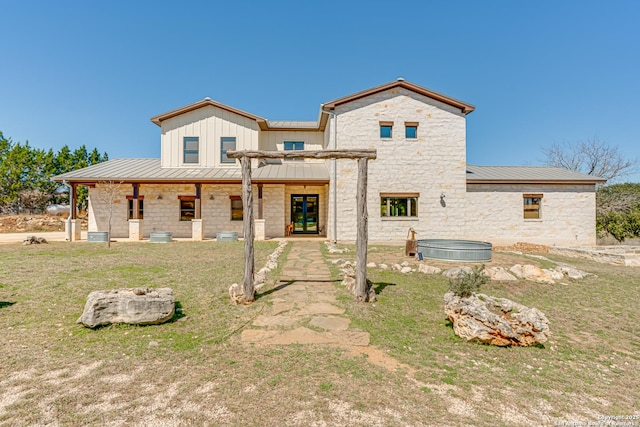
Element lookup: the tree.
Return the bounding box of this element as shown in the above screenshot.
[96,180,123,248]
[541,137,637,182]
[596,183,640,242]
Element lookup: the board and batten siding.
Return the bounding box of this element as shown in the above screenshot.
[160,105,259,168]
[259,130,325,162]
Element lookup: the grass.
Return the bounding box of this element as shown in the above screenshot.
[1,240,639,426]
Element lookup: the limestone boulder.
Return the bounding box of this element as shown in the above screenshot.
[442,266,474,279]
[509,264,555,283]
[78,287,175,328]
[482,267,517,281]
[418,264,442,274]
[444,291,549,347]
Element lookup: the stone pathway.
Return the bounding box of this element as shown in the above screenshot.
[240,241,370,346]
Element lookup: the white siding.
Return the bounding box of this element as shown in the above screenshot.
[259,130,325,162]
[160,105,259,168]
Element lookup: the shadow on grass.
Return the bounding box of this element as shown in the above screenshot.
[170,301,186,322]
[0,301,15,309]
[371,281,396,294]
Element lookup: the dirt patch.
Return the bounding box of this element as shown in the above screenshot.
[0,214,87,233]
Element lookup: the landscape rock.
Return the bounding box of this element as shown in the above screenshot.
[400,261,409,267]
[22,235,47,245]
[555,265,590,280]
[392,263,402,271]
[444,291,550,347]
[366,262,377,268]
[400,266,413,274]
[509,264,555,283]
[77,287,175,328]
[442,266,474,279]
[378,263,388,270]
[417,264,442,274]
[482,267,517,281]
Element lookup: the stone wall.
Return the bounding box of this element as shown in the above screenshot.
[326,87,468,242]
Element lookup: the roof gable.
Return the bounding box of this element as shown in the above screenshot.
[150,98,266,126]
[321,79,475,115]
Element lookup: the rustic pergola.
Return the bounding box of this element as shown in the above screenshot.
[226,149,377,302]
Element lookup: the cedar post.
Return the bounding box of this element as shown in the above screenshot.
[70,184,77,220]
[241,156,255,302]
[195,183,202,219]
[355,157,368,301]
[257,183,263,219]
[132,183,140,219]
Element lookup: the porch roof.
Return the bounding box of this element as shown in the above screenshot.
[466,165,606,184]
[52,158,330,184]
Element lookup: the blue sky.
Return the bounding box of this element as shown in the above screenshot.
[2,1,639,182]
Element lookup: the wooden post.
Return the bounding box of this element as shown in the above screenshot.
[257,183,263,219]
[132,183,140,219]
[355,157,368,301]
[195,183,202,219]
[241,156,255,302]
[70,184,77,220]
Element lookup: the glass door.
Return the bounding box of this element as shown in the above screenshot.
[291,195,319,234]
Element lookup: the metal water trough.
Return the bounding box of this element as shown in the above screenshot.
[150,231,172,243]
[417,239,492,262]
[217,231,238,242]
[87,231,109,243]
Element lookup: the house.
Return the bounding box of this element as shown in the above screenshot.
[53,79,605,246]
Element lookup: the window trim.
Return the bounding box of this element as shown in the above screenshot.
[284,141,304,161]
[183,136,199,164]
[126,196,144,220]
[380,193,419,218]
[220,137,237,164]
[179,196,196,221]
[379,121,393,139]
[523,193,542,220]
[230,195,243,221]
[405,122,418,139]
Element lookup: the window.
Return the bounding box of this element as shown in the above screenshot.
[183,137,199,164]
[126,196,144,220]
[179,196,196,221]
[523,194,542,219]
[380,121,393,138]
[380,193,419,217]
[230,196,243,221]
[284,141,304,161]
[221,137,236,164]
[405,122,418,139]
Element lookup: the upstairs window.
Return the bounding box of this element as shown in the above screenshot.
[405,122,418,139]
[380,193,419,217]
[179,196,196,221]
[230,195,243,221]
[221,137,236,164]
[523,194,542,219]
[284,141,304,161]
[380,121,393,138]
[183,137,199,164]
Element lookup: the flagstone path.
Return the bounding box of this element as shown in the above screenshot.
[240,241,370,347]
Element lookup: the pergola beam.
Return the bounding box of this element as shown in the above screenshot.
[227,149,376,160]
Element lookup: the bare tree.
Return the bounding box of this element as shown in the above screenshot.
[96,180,123,248]
[541,137,637,182]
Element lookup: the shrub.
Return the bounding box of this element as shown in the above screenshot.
[448,265,488,298]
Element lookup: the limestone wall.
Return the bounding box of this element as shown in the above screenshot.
[464,183,597,246]
[326,87,468,242]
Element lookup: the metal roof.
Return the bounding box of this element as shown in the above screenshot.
[466,165,606,184]
[52,158,329,183]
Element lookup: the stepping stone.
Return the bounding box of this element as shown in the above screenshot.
[296,302,345,316]
[328,330,370,346]
[265,327,333,345]
[309,316,350,331]
[240,329,279,343]
[253,315,298,328]
[271,302,294,315]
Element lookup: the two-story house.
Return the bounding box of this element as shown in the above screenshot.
[54,79,605,246]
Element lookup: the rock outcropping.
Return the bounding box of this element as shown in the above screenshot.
[444,292,550,347]
[77,287,175,328]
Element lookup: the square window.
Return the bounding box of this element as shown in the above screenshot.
[221,137,236,164]
[405,125,418,139]
[183,137,199,164]
[523,194,542,219]
[230,196,243,220]
[380,125,392,138]
[284,141,304,161]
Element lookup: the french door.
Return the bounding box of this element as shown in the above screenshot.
[291,195,319,234]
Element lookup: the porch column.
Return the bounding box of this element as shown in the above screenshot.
[128,183,143,240]
[255,183,265,241]
[67,184,81,241]
[192,183,204,240]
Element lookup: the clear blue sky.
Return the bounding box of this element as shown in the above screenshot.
[2,1,639,182]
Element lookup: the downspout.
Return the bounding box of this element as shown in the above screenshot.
[62,180,72,241]
[321,108,338,243]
